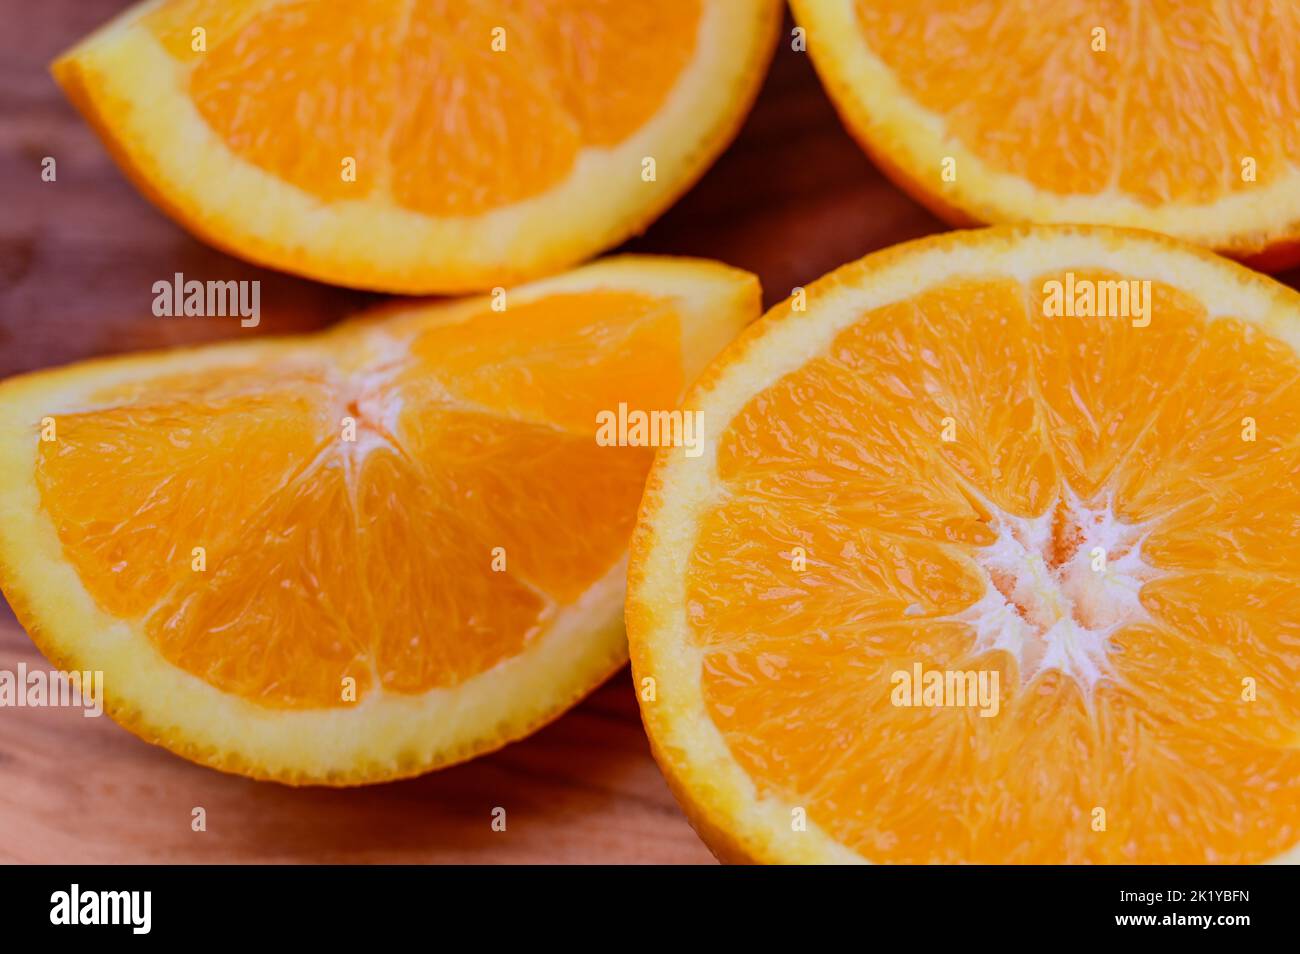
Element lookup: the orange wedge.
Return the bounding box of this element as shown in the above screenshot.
[0,256,759,783]
[628,226,1300,863]
[792,0,1300,269]
[53,0,781,293]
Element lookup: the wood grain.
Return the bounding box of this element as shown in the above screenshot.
[3,1,1298,864]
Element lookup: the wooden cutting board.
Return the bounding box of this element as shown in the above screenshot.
[4,1,1297,864]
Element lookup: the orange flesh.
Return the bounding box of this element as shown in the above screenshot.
[690,273,1300,863]
[36,291,676,708]
[853,0,1300,204]
[143,0,701,213]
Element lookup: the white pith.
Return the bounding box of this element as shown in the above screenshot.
[950,487,1164,696]
[337,345,411,470]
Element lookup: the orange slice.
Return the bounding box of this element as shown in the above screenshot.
[627,226,1300,863]
[53,0,781,293]
[0,256,759,783]
[792,0,1300,269]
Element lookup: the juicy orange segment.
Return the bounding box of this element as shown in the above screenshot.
[628,226,1300,863]
[407,291,683,432]
[793,0,1300,266]
[1026,270,1207,500]
[150,0,701,212]
[54,0,782,291]
[0,256,760,781]
[35,382,330,621]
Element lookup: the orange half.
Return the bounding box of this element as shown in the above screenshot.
[0,256,759,783]
[793,0,1300,269]
[53,0,781,292]
[628,226,1300,863]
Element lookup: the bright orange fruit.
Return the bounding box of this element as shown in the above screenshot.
[793,0,1300,270]
[53,0,781,292]
[0,256,759,783]
[628,226,1300,863]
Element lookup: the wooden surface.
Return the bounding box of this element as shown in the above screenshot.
[5,2,1298,865]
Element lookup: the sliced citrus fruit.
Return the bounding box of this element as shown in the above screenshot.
[627,226,1300,863]
[0,256,759,783]
[792,0,1300,269]
[52,0,781,293]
